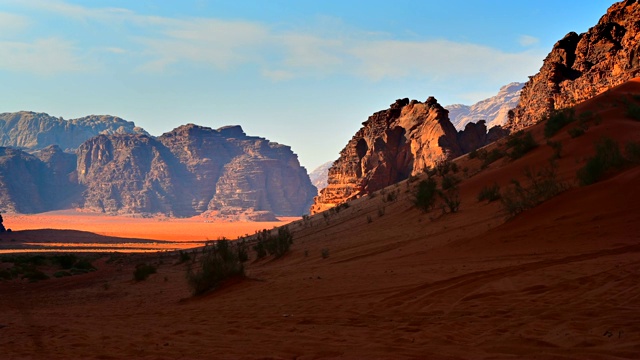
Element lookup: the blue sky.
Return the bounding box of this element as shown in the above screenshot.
[0,0,614,170]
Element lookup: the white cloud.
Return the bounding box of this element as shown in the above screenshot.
[0,37,88,75]
[0,12,30,34]
[518,35,540,47]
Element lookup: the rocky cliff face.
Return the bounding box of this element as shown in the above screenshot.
[0,146,79,213]
[311,97,471,214]
[309,161,333,191]
[446,82,524,130]
[0,111,148,151]
[75,125,316,217]
[507,0,640,130]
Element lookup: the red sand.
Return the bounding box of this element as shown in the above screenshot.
[2,80,640,359]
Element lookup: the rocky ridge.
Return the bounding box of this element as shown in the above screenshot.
[446,82,524,130]
[0,111,148,151]
[311,97,499,214]
[507,0,640,130]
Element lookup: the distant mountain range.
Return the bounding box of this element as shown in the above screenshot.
[0,113,316,219]
[445,82,523,130]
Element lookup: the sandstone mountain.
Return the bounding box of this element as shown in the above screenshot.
[0,111,148,151]
[507,0,640,130]
[446,82,523,130]
[0,146,79,213]
[74,124,316,218]
[311,97,502,214]
[308,161,333,191]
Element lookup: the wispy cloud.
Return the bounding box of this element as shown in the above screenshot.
[0,38,88,75]
[0,12,30,34]
[3,0,544,84]
[518,35,540,47]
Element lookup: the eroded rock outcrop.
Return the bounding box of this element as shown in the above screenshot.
[507,0,640,130]
[76,125,316,217]
[0,111,148,151]
[0,146,79,213]
[311,97,464,214]
[446,82,524,130]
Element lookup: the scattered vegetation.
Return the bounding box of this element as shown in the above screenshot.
[506,130,538,160]
[441,174,460,191]
[0,254,95,282]
[477,183,501,203]
[544,109,576,138]
[546,140,563,160]
[626,101,640,120]
[321,248,330,259]
[567,126,585,138]
[187,239,245,296]
[177,250,191,264]
[133,263,157,282]
[413,177,438,212]
[252,227,294,259]
[577,138,626,186]
[501,163,567,217]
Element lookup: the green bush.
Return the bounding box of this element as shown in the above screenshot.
[439,188,460,213]
[187,240,244,295]
[547,140,563,159]
[414,177,438,212]
[133,263,156,281]
[506,131,538,160]
[544,109,576,138]
[441,174,460,191]
[477,148,505,169]
[477,183,501,203]
[252,227,293,259]
[577,138,626,185]
[501,164,567,217]
[567,127,585,138]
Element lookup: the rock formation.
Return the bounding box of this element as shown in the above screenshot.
[75,125,316,217]
[0,146,79,213]
[0,111,148,151]
[446,82,524,130]
[507,0,640,130]
[311,97,465,214]
[309,161,333,192]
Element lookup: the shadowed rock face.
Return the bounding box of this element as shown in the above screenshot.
[507,0,640,131]
[0,146,80,213]
[311,97,472,214]
[75,124,316,217]
[0,111,148,151]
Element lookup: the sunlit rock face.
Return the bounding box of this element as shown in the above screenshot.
[507,1,640,131]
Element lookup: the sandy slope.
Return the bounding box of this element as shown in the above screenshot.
[2,80,640,359]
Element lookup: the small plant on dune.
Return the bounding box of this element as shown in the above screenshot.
[544,108,576,138]
[475,148,505,169]
[321,248,329,259]
[577,137,626,186]
[441,174,460,191]
[439,187,460,213]
[567,126,585,138]
[187,239,244,296]
[626,101,640,120]
[546,140,563,160]
[501,162,567,217]
[413,177,438,212]
[506,130,538,160]
[477,183,501,203]
[625,141,640,163]
[252,227,293,259]
[236,238,249,263]
[133,263,157,281]
[177,250,191,264]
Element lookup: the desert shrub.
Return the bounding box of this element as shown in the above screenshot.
[439,188,460,213]
[506,131,538,160]
[187,239,244,295]
[133,263,156,281]
[414,177,438,212]
[479,149,505,169]
[74,259,95,271]
[468,149,479,159]
[385,191,398,203]
[625,141,640,163]
[435,161,457,176]
[366,215,372,224]
[53,271,72,278]
[321,248,330,259]
[23,268,49,282]
[377,207,385,217]
[544,109,576,138]
[547,140,563,159]
[53,254,77,269]
[501,164,567,217]
[252,227,293,259]
[567,127,585,138]
[177,250,191,264]
[626,102,640,120]
[441,174,460,191]
[477,183,501,203]
[577,138,626,185]
[236,239,249,263]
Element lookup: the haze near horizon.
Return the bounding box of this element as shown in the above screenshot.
[0,0,613,170]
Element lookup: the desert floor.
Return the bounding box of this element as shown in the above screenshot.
[1,81,640,359]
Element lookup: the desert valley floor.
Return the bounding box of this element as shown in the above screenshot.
[2,80,640,359]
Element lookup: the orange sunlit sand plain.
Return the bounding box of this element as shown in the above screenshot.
[2,80,640,358]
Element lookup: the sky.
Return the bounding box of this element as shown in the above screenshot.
[0,0,615,171]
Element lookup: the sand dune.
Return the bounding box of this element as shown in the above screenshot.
[2,80,640,359]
